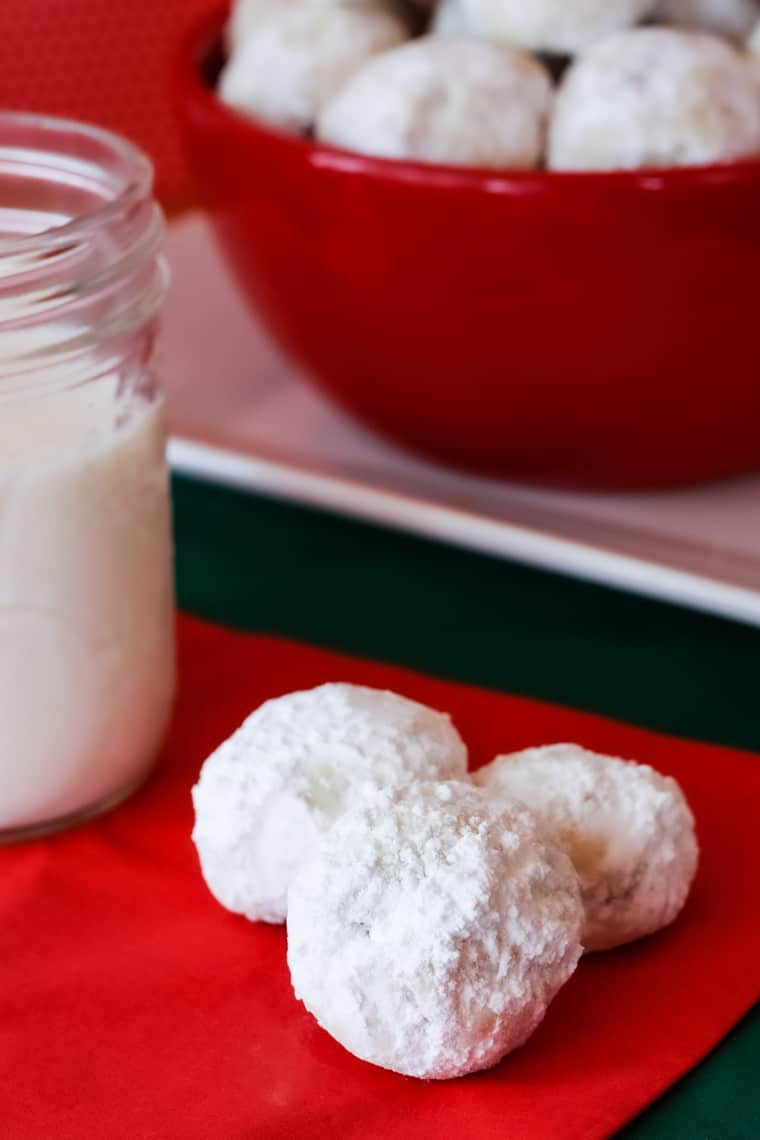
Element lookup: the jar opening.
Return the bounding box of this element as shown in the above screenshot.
[0,112,153,251]
[0,112,167,381]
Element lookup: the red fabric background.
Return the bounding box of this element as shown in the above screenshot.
[0,0,223,207]
[3,616,760,1139]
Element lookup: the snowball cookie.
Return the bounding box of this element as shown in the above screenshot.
[651,0,759,41]
[458,0,658,55]
[287,782,583,1078]
[549,27,760,169]
[473,744,699,951]
[191,684,468,924]
[218,2,409,133]
[318,37,553,168]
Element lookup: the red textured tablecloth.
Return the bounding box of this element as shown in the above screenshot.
[0,0,221,207]
[3,616,760,1140]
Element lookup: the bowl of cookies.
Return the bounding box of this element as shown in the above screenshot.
[179,1,760,489]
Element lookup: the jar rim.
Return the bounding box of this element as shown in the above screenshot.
[0,111,167,386]
[0,110,154,255]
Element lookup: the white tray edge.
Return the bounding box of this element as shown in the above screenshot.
[169,436,760,629]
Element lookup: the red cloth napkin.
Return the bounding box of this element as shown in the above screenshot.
[3,616,760,1140]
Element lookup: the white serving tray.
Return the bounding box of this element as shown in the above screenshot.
[162,213,760,628]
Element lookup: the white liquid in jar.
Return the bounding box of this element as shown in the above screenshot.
[0,379,175,832]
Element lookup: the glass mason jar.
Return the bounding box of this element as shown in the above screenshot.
[0,113,175,841]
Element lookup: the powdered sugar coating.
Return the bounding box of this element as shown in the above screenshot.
[287,781,583,1078]
[458,0,658,54]
[191,684,468,923]
[317,37,553,168]
[431,0,471,36]
[224,0,279,51]
[549,27,760,169]
[225,0,400,51]
[652,0,759,41]
[473,743,699,951]
[218,2,409,132]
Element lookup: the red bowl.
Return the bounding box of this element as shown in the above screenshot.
[178,9,760,490]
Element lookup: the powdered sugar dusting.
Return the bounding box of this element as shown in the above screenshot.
[460,0,658,54]
[549,27,760,169]
[191,684,468,923]
[287,781,583,1078]
[317,36,553,169]
[474,743,699,950]
[652,0,759,41]
[218,2,409,132]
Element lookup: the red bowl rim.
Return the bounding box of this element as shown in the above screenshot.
[180,5,760,197]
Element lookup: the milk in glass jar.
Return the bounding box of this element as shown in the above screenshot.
[0,114,175,840]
